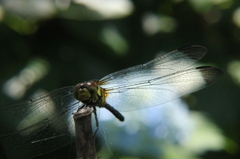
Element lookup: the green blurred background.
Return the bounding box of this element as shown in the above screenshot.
[0,0,240,159]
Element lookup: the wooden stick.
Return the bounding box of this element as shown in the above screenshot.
[73,107,95,159]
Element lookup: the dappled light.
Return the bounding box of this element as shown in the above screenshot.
[16,92,57,136]
[1,0,57,20]
[0,0,239,159]
[100,26,129,56]
[0,5,4,21]
[203,6,221,24]
[73,0,133,20]
[183,112,225,154]
[0,0,134,22]
[142,13,177,35]
[189,0,233,13]
[97,99,226,158]
[55,0,71,10]
[228,60,240,85]
[233,7,240,28]
[3,58,50,99]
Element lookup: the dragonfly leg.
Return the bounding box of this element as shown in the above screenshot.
[93,106,99,137]
[76,104,86,112]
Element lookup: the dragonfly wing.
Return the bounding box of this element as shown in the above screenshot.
[100,45,207,89]
[104,66,223,112]
[0,86,82,159]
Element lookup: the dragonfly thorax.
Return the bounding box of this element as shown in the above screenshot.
[73,81,103,105]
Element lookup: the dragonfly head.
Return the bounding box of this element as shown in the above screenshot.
[73,81,98,104]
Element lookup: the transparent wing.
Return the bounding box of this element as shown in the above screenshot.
[100,45,207,88]
[0,86,82,159]
[103,66,223,112]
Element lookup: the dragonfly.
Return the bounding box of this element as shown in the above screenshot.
[0,45,223,159]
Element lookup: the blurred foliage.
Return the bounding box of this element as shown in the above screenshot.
[0,0,240,159]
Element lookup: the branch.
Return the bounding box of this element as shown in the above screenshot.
[73,107,96,159]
